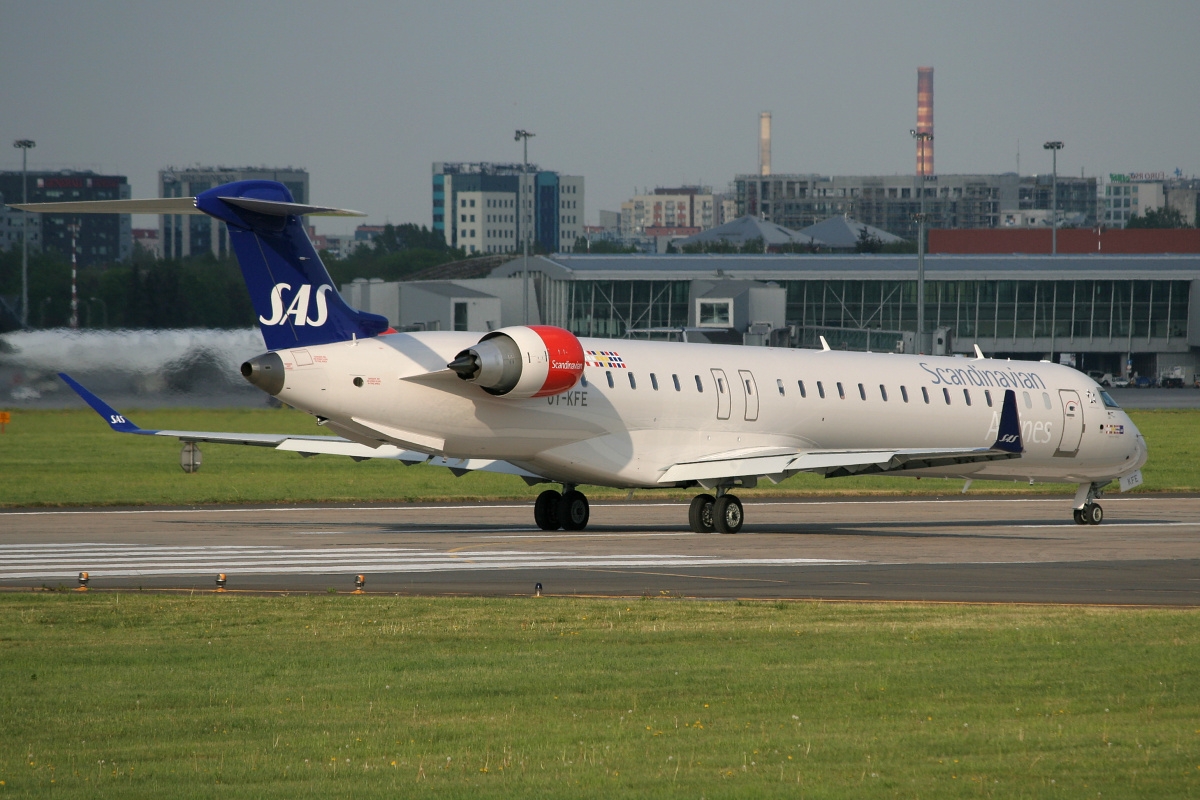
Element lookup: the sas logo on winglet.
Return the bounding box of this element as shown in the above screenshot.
[259,283,332,327]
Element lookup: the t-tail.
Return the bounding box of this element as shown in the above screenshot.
[194,181,391,350]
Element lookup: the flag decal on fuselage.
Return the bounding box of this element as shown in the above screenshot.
[586,350,626,369]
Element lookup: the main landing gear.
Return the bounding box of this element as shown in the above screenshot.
[1072,481,1107,525]
[534,485,590,531]
[688,489,743,534]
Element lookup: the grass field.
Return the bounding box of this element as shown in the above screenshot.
[0,407,1196,507]
[2,594,1197,799]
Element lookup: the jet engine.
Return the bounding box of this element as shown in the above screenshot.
[447,325,585,398]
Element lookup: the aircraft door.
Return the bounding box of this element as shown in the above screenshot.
[738,370,759,421]
[1056,389,1083,454]
[711,368,731,420]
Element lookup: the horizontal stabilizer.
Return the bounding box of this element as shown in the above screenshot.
[12,196,364,217]
[12,197,201,215]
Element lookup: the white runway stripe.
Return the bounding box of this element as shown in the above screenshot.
[0,543,860,580]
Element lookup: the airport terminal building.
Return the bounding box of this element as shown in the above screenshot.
[348,253,1200,382]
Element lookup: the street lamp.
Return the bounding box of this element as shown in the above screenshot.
[12,139,35,327]
[515,129,535,325]
[1043,141,1063,255]
[910,129,933,351]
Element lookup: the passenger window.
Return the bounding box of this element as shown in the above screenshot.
[963,388,971,406]
[581,375,588,388]
[776,378,785,396]
[901,385,909,403]
[695,375,703,392]
[984,389,992,407]
[798,380,807,398]
[745,379,754,395]
[817,381,825,399]
[921,386,930,404]
[717,377,726,393]
[880,384,888,402]
[858,383,866,400]
[1023,391,1032,408]
[673,374,681,391]
[606,371,614,388]
[837,382,845,400]
[650,373,659,391]
[628,373,636,389]
[943,387,951,405]
[1043,392,1052,410]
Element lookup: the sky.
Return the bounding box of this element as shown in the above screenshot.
[2,0,1198,236]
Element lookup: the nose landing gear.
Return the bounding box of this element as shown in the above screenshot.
[1072,481,1108,525]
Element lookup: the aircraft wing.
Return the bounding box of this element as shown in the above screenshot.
[659,389,1024,486]
[58,373,542,480]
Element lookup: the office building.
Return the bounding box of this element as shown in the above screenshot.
[0,170,131,266]
[432,162,584,255]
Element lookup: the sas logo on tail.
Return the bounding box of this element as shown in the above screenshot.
[259,283,332,326]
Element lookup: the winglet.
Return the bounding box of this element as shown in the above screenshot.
[992,389,1023,454]
[58,373,149,434]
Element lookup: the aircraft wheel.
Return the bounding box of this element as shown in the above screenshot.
[688,493,716,533]
[1073,507,1088,525]
[713,494,744,534]
[559,490,590,531]
[1085,503,1103,525]
[534,490,562,531]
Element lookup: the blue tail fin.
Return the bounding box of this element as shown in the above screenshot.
[195,181,390,350]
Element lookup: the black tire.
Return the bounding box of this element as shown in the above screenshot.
[1086,503,1103,525]
[534,490,561,531]
[558,490,590,531]
[712,494,744,534]
[1073,507,1087,525]
[688,494,716,533]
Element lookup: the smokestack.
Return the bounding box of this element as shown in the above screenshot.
[759,111,772,176]
[916,68,933,175]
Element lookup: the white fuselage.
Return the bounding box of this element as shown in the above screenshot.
[270,332,1147,490]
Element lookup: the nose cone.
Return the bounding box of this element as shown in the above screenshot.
[241,351,285,395]
[1124,414,1149,472]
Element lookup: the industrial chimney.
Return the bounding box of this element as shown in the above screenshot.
[916,68,933,175]
[759,111,772,176]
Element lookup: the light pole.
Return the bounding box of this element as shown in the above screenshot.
[12,139,35,327]
[910,129,933,351]
[1043,141,1063,255]
[515,129,535,325]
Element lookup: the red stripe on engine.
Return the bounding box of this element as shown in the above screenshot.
[529,325,585,397]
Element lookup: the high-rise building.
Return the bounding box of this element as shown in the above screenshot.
[158,167,309,259]
[432,162,584,255]
[735,172,1098,239]
[619,187,722,238]
[0,170,130,266]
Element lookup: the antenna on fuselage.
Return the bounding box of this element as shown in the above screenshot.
[973,344,986,360]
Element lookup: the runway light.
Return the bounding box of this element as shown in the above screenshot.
[534,582,542,597]
[76,571,89,592]
[353,575,365,594]
[215,573,227,592]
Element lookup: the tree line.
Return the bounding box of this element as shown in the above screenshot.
[0,223,468,330]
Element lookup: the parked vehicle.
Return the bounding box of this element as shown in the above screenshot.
[1158,365,1193,388]
[1132,375,1156,388]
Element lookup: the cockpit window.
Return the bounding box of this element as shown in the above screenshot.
[1099,390,1120,409]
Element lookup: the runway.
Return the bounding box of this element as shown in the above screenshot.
[2,495,1198,605]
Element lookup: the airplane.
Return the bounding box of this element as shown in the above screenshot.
[17,180,1148,532]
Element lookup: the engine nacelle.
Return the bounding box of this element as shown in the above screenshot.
[447,325,585,398]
